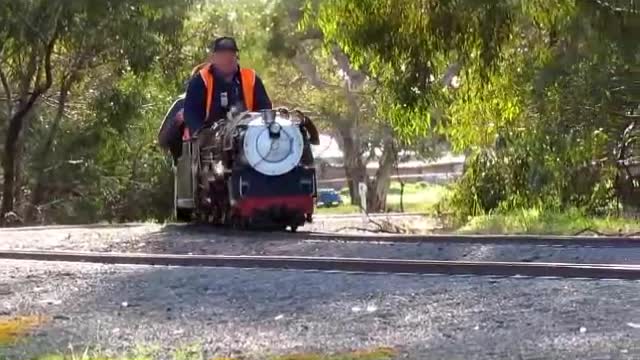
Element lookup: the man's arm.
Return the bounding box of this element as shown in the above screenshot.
[183,75,207,133]
[158,96,185,149]
[253,75,272,110]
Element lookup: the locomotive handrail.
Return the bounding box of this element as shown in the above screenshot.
[274,107,320,145]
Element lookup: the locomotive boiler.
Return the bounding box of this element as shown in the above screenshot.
[171,108,319,231]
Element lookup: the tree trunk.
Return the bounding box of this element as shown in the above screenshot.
[27,80,72,223]
[0,25,59,224]
[13,134,26,211]
[365,138,396,213]
[337,125,366,205]
[2,107,37,222]
[2,116,24,220]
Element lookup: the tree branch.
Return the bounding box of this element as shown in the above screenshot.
[611,112,640,118]
[35,22,59,96]
[0,65,11,115]
[330,45,367,90]
[12,15,60,122]
[292,50,342,90]
[592,0,640,15]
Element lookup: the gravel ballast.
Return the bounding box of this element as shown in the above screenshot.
[2,224,640,264]
[2,260,640,359]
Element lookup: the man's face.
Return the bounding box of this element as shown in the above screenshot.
[212,50,238,75]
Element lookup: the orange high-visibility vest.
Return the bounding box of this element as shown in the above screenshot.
[199,66,257,120]
[182,66,257,141]
[191,62,208,77]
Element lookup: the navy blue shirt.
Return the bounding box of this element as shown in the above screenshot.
[183,65,272,133]
[157,94,185,149]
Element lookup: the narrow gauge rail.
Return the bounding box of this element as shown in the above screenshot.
[3,250,640,280]
[313,212,430,219]
[301,232,640,247]
[2,222,638,247]
[166,225,640,248]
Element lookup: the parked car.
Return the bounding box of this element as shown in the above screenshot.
[316,188,344,207]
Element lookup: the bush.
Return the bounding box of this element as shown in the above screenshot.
[458,207,640,235]
[444,138,619,223]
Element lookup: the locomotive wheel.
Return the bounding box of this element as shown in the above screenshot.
[175,208,193,222]
[194,210,209,224]
[231,215,247,230]
[211,206,223,226]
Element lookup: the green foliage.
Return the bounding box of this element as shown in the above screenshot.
[313,0,640,218]
[2,0,639,224]
[458,207,640,235]
[448,1,640,218]
[0,0,192,223]
[311,0,521,137]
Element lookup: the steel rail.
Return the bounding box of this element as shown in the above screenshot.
[314,212,430,219]
[3,249,640,280]
[1,223,639,247]
[164,225,640,247]
[299,232,640,247]
[0,223,147,232]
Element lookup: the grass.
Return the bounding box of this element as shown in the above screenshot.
[458,207,640,235]
[0,315,48,346]
[316,181,450,215]
[313,180,640,236]
[313,181,639,236]
[28,346,397,360]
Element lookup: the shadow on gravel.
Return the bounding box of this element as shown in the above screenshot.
[116,223,294,254]
[109,224,640,265]
[116,223,487,263]
[0,223,146,233]
[14,266,479,357]
[9,262,640,360]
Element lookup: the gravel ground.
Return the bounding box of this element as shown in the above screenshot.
[2,223,640,265]
[310,214,441,233]
[0,224,160,252]
[2,260,640,359]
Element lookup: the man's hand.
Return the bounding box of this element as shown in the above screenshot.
[175,109,184,124]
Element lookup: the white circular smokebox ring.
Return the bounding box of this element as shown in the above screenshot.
[243,114,304,176]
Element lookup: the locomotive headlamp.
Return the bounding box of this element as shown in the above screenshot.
[268,122,281,138]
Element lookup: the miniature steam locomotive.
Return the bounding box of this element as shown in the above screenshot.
[165,108,319,231]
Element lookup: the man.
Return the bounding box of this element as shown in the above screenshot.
[157,93,186,161]
[183,37,272,135]
[157,63,210,154]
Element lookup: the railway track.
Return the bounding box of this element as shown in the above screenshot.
[302,232,640,247]
[162,224,640,247]
[2,221,638,248]
[314,212,430,219]
[3,249,640,280]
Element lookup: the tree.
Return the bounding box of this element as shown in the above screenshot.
[0,2,61,220]
[313,0,640,216]
[313,0,519,138]
[266,0,413,211]
[0,0,190,223]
